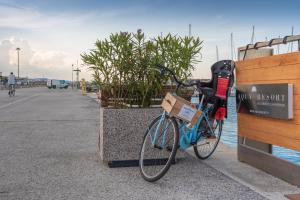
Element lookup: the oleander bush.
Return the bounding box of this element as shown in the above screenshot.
[81,30,203,108]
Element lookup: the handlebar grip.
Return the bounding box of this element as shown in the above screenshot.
[154,63,168,76]
[155,63,165,69]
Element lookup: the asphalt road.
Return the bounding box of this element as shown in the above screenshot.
[0,87,267,200]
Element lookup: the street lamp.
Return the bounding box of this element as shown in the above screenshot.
[72,64,74,90]
[16,47,21,78]
[73,68,81,89]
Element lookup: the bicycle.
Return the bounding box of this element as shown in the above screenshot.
[139,61,235,182]
[8,84,15,97]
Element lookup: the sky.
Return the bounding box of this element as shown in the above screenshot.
[0,0,299,81]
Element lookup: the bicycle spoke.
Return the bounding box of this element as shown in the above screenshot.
[193,119,222,159]
[150,120,171,145]
[139,115,179,182]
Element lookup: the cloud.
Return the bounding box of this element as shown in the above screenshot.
[30,51,68,69]
[0,1,148,31]
[0,37,71,79]
[0,4,44,29]
[8,37,34,66]
[0,2,87,30]
[1,0,294,82]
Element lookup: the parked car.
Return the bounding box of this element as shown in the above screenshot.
[86,83,98,92]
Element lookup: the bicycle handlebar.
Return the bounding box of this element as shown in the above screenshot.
[154,64,200,88]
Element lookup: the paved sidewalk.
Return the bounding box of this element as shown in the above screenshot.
[196,143,300,200]
[0,88,266,200]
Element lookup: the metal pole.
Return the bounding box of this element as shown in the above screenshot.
[291,26,294,52]
[73,69,80,89]
[216,45,219,61]
[72,64,74,90]
[16,48,21,78]
[72,65,81,90]
[278,35,280,54]
[76,60,78,89]
[230,33,234,60]
[250,25,255,44]
[189,24,192,37]
[17,51,19,78]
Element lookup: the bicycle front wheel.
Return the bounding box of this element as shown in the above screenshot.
[139,114,179,182]
[193,119,223,159]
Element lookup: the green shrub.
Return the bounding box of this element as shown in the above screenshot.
[81,30,203,108]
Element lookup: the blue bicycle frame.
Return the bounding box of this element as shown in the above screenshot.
[150,94,216,150]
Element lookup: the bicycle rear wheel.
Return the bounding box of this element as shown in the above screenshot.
[193,119,222,159]
[139,114,179,182]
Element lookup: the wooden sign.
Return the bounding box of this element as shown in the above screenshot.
[236,52,300,151]
[236,83,293,120]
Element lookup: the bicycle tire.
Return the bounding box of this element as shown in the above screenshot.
[139,115,179,182]
[193,119,223,160]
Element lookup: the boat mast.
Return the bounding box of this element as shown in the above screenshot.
[291,26,294,52]
[216,45,219,61]
[231,33,234,60]
[251,25,255,44]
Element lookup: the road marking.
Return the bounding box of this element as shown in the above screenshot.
[0,94,39,109]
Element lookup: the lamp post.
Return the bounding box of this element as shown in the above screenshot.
[72,60,80,89]
[16,47,21,78]
[72,64,74,90]
[73,68,81,89]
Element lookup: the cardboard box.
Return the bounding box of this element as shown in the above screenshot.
[161,92,202,126]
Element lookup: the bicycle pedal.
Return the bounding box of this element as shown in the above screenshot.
[154,144,163,150]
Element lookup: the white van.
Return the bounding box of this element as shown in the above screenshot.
[47,79,69,89]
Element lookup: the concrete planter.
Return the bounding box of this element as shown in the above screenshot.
[99,107,185,167]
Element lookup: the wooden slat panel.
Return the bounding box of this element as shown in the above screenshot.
[239,111,300,126]
[285,194,300,200]
[237,52,300,150]
[236,79,300,95]
[238,113,300,139]
[238,126,300,151]
[236,52,300,70]
[236,63,300,82]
